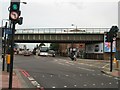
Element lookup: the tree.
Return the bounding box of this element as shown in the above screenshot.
[39,43,45,48]
[50,43,59,51]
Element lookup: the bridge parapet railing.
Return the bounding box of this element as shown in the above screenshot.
[15,28,110,34]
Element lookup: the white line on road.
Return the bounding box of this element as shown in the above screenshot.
[101,83,104,85]
[116,82,118,84]
[66,62,74,65]
[114,77,120,80]
[80,74,82,76]
[64,86,67,88]
[93,84,96,86]
[65,75,69,77]
[74,85,77,87]
[58,63,65,65]
[52,86,56,88]
[77,67,95,72]
[28,76,35,81]
[42,75,45,78]
[58,62,70,66]
[83,84,87,87]
[97,74,101,76]
[50,75,53,77]
[102,64,109,69]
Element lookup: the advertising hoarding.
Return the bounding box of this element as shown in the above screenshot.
[104,34,116,52]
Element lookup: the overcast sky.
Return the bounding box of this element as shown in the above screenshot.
[0,0,119,29]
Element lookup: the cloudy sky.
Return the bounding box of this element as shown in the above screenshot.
[0,0,119,29]
[0,0,119,49]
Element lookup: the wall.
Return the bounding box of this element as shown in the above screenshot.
[85,43,104,59]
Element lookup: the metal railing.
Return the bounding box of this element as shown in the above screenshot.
[15,28,110,34]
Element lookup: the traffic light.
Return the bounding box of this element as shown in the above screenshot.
[109,26,119,39]
[105,32,112,42]
[9,0,20,22]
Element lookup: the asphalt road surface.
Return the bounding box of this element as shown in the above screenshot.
[14,55,119,88]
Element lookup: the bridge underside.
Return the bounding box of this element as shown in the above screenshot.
[14,33,104,43]
[14,40,103,43]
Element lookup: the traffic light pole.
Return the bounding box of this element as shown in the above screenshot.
[9,21,15,89]
[2,32,6,71]
[110,41,113,72]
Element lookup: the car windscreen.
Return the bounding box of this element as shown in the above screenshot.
[40,47,49,52]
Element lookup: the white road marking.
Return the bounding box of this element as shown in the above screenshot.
[89,65,93,66]
[83,84,87,86]
[114,77,119,80]
[52,86,56,88]
[77,67,94,72]
[108,76,112,78]
[97,74,101,76]
[74,85,77,87]
[42,75,45,77]
[116,82,118,84]
[54,60,58,62]
[64,86,67,88]
[102,64,109,68]
[67,63,74,65]
[37,85,40,88]
[58,63,65,65]
[31,81,40,87]
[28,77,35,81]
[101,83,104,85]
[65,75,69,77]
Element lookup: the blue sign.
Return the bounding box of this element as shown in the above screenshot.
[5,29,12,34]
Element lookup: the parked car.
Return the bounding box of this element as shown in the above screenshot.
[48,50,55,57]
[24,49,31,56]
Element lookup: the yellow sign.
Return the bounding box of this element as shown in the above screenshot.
[6,54,10,64]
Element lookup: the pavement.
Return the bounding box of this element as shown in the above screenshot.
[101,61,120,78]
[0,69,28,89]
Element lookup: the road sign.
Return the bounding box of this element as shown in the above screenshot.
[5,29,12,34]
[10,11,19,20]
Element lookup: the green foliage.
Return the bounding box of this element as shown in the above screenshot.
[50,43,59,51]
[39,43,45,47]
